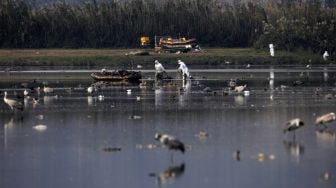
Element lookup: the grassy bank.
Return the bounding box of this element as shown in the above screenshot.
[0,48,332,69]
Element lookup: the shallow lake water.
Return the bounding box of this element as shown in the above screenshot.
[0,68,336,188]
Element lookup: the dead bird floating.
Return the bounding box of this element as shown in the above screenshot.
[316,112,336,127]
[283,118,305,133]
[155,133,185,153]
[234,85,247,93]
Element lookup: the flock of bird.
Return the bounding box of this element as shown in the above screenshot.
[1,83,56,112]
[154,113,336,156]
[284,112,336,134]
[2,57,335,156]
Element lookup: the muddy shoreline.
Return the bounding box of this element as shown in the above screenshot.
[0,48,333,69]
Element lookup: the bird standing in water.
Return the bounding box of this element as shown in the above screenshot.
[283,118,304,138]
[155,133,185,154]
[316,112,335,128]
[3,91,24,111]
[323,51,329,61]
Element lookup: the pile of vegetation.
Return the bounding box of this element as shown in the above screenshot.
[0,0,335,55]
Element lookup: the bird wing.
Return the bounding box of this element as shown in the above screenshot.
[6,98,23,110]
[166,138,184,149]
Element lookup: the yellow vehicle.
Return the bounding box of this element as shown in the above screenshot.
[140,36,150,46]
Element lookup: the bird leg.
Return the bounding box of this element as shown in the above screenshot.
[292,131,296,142]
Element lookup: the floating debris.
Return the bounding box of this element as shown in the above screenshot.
[136,144,158,150]
[35,114,44,120]
[33,124,47,132]
[43,86,54,94]
[136,96,141,101]
[293,80,304,86]
[147,144,158,149]
[321,172,333,181]
[127,89,132,95]
[203,87,212,93]
[195,131,209,140]
[136,144,143,149]
[269,154,276,160]
[103,147,122,152]
[129,115,142,120]
[324,94,333,100]
[98,95,104,101]
[233,150,240,161]
[139,81,147,89]
[257,153,265,162]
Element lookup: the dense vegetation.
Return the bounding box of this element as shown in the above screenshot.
[0,0,335,55]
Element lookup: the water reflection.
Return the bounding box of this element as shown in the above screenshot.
[150,163,185,187]
[3,116,23,149]
[234,95,246,106]
[179,80,191,107]
[316,129,336,146]
[43,95,58,105]
[323,67,328,82]
[87,96,94,106]
[155,87,164,106]
[283,140,305,159]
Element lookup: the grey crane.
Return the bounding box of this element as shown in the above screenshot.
[155,133,185,153]
[3,91,24,111]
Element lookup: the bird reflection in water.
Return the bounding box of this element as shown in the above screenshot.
[87,96,94,106]
[43,95,58,105]
[149,163,185,187]
[283,140,305,159]
[234,95,246,106]
[155,87,164,106]
[316,129,336,145]
[179,79,191,107]
[3,116,23,149]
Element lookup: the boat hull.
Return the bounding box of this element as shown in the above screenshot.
[91,70,141,82]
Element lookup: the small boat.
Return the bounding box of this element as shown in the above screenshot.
[155,36,197,53]
[91,69,141,82]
